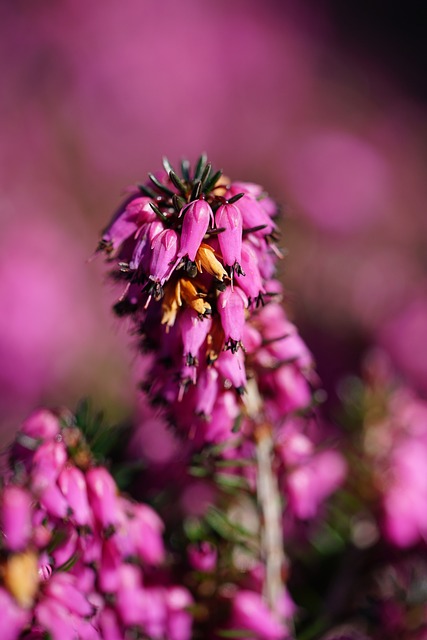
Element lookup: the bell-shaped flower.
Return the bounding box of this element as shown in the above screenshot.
[127,503,165,565]
[180,309,212,366]
[195,367,219,417]
[114,565,146,627]
[149,228,179,285]
[86,467,120,530]
[230,590,287,640]
[165,587,193,640]
[31,441,67,489]
[98,538,122,594]
[188,541,217,572]
[1,486,32,551]
[215,203,243,269]
[45,573,94,618]
[0,587,31,640]
[216,349,247,392]
[177,200,214,262]
[234,194,275,235]
[130,219,164,271]
[217,286,248,349]
[20,409,60,442]
[58,466,92,527]
[102,196,155,251]
[235,243,265,300]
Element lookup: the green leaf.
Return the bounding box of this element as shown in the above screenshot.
[193,153,208,181]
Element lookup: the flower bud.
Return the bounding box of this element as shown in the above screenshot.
[177,200,214,262]
[149,228,179,285]
[1,486,32,551]
[86,467,120,530]
[215,203,243,269]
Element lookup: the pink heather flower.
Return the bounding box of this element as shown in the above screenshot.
[130,219,165,271]
[126,502,165,565]
[216,349,247,393]
[215,202,243,270]
[201,391,241,444]
[188,541,217,572]
[232,193,276,235]
[0,486,32,551]
[235,243,266,301]
[149,228,180,285]
[101,196,154,251]
[44,573,94,618]
[165,587,194,640]
[195,366,220,417]
[98,538,122,593]
[382,440,427,547]
[180,309,212,366]
[86,467,120,530]
[286,449,347,520]
[230,590,288,640]
[177,199,214,263]
[98,608,123,640]
[217,286,248,350]
[20,408,60,441]
[0,587,31,640]
[57,466,92,527]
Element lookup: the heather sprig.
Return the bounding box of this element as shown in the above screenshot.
[0,408,193,640]
[98,157,348,638]
[98,155,315,446]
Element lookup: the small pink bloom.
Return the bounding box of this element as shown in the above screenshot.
[128,503,165,565]
[234,194,275,235]
[36,598,79,640]
[98,608,123,640]
[231,590,287,640]
[149,228,179,284]
[45,573,94,618]
[38,483,69,519]
[102,197,154,250]
[115,565,145,627]
[272,365,312,414]
[202,391,240,443]
[130,219,164,271]
[215,203,243,268]
[20,409,60,441]
[287,450,347,519]
[31,441,67,488]
[58,466,91,527]
[188,541,217,572]
[195,367,219,417]
[235,243,265,300]
[1,486,32,551]
[177,200,214,262]
[51,526,78,568]
[98,538,122,593]
[140,587,167,638]
[165,586,193,640]
[217,287,248,348]
[0,586,31,640]
[86,467,120,530]
[216,350,247,392]
[180,309,212,365]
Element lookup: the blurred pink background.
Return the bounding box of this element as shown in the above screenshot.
[2,0,427,438]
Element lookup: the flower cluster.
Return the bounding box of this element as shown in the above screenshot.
[0,408,192,640]
[99,156,315,443]
[362,386,427,547]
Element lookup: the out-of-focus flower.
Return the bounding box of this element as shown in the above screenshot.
[0,408,193,640]
[284,130,390,233]
[228,589,291,640]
